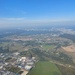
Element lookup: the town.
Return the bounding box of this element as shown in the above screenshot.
[0,52,36,75]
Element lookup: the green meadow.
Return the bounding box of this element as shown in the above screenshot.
[42,45,55,50]
[27,61,62,75]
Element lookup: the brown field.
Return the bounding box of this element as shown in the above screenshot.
[61,45,75,52]
[12,38,33,41]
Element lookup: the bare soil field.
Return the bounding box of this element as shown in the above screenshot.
[61,45,75,52]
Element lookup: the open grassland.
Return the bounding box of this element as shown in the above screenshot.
[27,61,62,75]
[42,45,55,50]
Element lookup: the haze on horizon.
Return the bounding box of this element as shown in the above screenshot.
[0,0,75,29]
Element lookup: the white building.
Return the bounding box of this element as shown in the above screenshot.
[25,65,32,71]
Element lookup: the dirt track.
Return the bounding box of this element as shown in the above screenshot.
[21,69,28,75]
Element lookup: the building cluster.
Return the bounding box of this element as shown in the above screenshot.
[0,52,36,75]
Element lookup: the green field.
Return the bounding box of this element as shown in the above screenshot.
[42,45,55,50]
[27,61,62,75]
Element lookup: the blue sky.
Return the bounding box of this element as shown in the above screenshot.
[0,0,75,28]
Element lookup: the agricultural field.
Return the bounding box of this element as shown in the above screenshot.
[61,45,75,62]
[41,45,56,51]
[61,45,75,52]
[27,61,62,75]
[57,64,75,75]
[0,42,26,52]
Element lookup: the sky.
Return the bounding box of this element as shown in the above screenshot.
[0,0,75,28]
